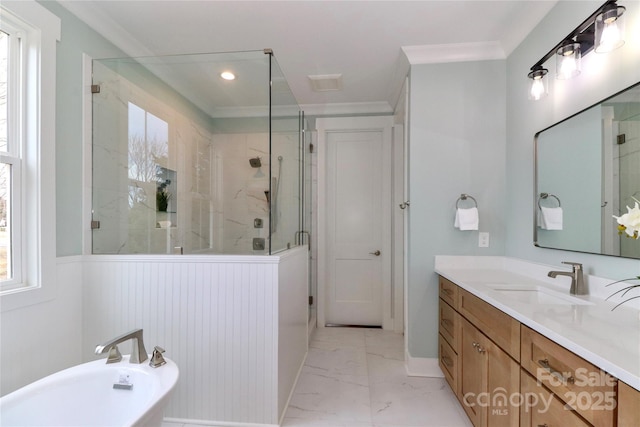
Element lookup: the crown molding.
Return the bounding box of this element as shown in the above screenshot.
[300,101,393,117]
[402,41,506,65]
[58,1,154,58]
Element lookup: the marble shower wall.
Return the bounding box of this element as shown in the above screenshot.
[212,132,270,254]
[212,130,300,254]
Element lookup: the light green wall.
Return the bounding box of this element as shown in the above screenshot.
[407,60,507,358]
[39,1,126,256]
[407,0,640,359]
[505,0,640,279]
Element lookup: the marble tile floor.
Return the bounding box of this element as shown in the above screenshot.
[163,327,473,427]
[281,327,473,427]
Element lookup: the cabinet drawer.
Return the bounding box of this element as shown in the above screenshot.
[439,333,458,396]
[617,381,640,427]
[521,326,616,427]
[520,369,591,427]
[458,288,520,361]
[439,276,458,309]
[439,299,460,351]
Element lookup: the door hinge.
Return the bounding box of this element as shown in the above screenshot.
[91,84,101,94]
[309,143,314,153]
[617,134,626,145]
[90,220,101,229]
[309,296,314,306]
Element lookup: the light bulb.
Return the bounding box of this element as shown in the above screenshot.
[220,71,235,81]
[527,66,548,101]
[560,56,577,79]
[556,42,581,80]
[530,78,545,101]
[595,3,626,53]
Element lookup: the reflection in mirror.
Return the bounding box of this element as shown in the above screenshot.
[535,82,640,259]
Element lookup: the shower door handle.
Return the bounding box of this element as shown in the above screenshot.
[369,250,381,256]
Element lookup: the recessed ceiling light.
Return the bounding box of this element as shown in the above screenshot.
[221,71,235,81]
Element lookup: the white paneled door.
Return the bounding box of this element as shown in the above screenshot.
[317,117,393,327]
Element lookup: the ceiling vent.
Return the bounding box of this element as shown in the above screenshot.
[308,74,343,92]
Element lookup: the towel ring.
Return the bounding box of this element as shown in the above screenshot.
[456,193,478,209]
[538,193,561,209]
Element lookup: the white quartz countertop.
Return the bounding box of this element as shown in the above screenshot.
[434,256,640,391]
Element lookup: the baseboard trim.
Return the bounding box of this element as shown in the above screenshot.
[405,354,445,378]
[163,417,277,427]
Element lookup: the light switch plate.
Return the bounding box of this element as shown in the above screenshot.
[479,232,490,248]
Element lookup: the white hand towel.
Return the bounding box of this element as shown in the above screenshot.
[540,206,563,230]
[454,207,479,231]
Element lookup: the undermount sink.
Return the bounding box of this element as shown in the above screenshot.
[485,284,594,306]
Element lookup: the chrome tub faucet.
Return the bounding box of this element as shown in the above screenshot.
[95,329,148,364]
[548,261,586,296]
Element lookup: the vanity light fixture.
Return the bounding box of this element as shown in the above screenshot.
[556,40,581,80]
[527,65,548,100]
[595,2,626,53]
[527,0,626,100]
[220,71,235,81]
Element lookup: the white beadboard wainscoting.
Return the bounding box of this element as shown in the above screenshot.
[82,246,309,426]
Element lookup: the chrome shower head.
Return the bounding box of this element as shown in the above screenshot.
[249,157,261,168]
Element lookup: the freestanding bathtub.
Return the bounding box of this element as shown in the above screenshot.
[0,355,179,426]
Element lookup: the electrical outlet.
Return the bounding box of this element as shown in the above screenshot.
[479,232,490,248]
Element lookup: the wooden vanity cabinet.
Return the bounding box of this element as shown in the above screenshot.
[439,276,459,308]
[458,288,520,361]
[437,275,640,427]
[618,381,640,427]
[459,317,520,427]
[438,276,461,395]
[521,325,617,426]
[520,369,591,427]
[438,276,520,427]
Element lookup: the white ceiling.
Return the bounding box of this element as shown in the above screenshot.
[60,0,558,115]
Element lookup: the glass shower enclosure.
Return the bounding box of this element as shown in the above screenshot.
[91,50,305,255]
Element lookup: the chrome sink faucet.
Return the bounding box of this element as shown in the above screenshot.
[548,261,586,296]
[95,328,148,364]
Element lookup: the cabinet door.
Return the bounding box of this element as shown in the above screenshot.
[521,325,616,426]
[439,333,458,395]
[520,369,591,427]
[460,317,520,427]
[618,381,640,427]
[458,288,520,360]
[439,276,459,308]
[486,335,520,427]
[439,298,459,351]
[460,318,488,427]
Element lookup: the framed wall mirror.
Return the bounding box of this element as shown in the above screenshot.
[535,81,640,259]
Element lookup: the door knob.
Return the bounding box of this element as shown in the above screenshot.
[369,250,381,256]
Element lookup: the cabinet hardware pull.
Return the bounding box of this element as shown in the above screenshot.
[476,345,486,354]
[472,342,478,348]
[537,424,549,427]
[442,355,453,367]
[538,359,575,384]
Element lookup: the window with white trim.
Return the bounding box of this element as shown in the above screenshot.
[0,17,26,290]
[0,1,59,307]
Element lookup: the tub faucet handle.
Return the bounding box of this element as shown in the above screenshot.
[150,346,167,368]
